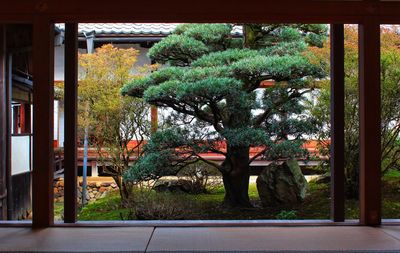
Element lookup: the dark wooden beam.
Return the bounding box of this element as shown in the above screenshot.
[64,23,78,223]
[358,19,381,226]
[40,1,400,24]
[330,24,345,222]
[6,44,12,220]
[1,1,400,23]
[32,17,55,227]
[0,25,7,220]
[36,0,370,23]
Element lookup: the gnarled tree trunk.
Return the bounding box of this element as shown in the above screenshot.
[221,146,252,208]
[113,175,132,208]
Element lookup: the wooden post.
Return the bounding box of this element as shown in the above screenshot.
[6,51,12,220]
[32,17,55,227]
[0,25,7,220]
[63,23,78,223]
[358,19,381,226]
[151,105,158,134]
[150,59,158,134]
[330,24,345,222]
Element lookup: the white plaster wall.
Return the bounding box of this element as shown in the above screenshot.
[54,100,59,141]
[11,136,31,175]
[54,44,65,81]
[58,104,65,147]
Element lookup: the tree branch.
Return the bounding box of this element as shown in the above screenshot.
[248,147,268,164]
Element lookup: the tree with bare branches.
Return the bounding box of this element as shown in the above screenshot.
[79,44,153,206]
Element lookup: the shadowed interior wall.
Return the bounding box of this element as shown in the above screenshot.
[10,172,31,220]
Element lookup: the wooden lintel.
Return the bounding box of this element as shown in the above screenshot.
[1,1,400,23]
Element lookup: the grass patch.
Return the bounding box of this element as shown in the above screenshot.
[73,176,400,220]
[79,191,131,220]
[382,171,400,219]
[384,170,400,180]
[54,202,64,221]
[77,182,331,220]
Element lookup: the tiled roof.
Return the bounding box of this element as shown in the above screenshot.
[55,23,243,36]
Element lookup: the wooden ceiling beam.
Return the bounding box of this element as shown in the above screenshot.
[0,1,400,23]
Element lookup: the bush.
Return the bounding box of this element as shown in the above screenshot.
[129,191,198,220]
[275,210,298,220]
[177,161,223,194]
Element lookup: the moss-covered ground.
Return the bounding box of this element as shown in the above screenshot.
[54,173,400,221]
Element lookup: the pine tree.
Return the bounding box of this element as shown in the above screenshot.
[122,24,327,207]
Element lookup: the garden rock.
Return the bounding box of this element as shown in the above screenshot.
[257,159,308,206]
[315,174,330,184]
[153,179,192,193]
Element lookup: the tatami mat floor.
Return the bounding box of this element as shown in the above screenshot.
[1,226,400,252]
